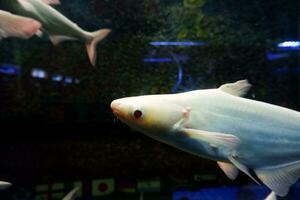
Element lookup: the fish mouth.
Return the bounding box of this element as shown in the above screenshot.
[112,111,127,125]
[112,110,120,118]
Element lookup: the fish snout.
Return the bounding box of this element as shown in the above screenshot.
[111,100,121,115]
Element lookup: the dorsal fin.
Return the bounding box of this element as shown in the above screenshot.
[219,80,252,97]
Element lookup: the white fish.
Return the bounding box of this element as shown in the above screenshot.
[10,0,111,66]
[41,0,60,5]
[111,80,300,199]
[62,187,79,200]
[0,181,12,190]
[0,10,41,40]
[265,192,277,200]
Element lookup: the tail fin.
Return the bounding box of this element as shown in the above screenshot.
[86,28,111,66]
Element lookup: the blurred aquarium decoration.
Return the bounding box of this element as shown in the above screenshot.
[0,0,299,199]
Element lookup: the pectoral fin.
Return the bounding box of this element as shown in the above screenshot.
[219,79,251,97]
[49,35,77,45]
[172,107,191,131]
[255,160,300,197]
[217,161,239,180]
[181,128,241,149]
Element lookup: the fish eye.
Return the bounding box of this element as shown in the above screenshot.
[133,110,143,119]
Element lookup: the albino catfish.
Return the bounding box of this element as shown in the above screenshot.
[6,0,111,66]
[111,80,300,200]
[0,10,41,40]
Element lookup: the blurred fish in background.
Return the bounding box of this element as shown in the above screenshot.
[0,10,41,40]
[1,0,111,66]
[41,0,60,5]
[62,187,79,200]
[0,181,12,190]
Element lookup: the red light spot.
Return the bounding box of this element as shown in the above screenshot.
[98,183,108,192]
[134,110,143,119]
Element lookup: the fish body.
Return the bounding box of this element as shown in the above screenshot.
[8,0,111,66]
[41,0,60,5]
[0,10,41,40]
[62,187,79,200]
[166,88,300,167]
[111,80,300,199]
[0,181,12,190]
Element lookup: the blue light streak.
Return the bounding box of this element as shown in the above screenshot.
[64,77,73,84]
[52,74,63,82]
[0,64,20,75]
[170,53,183,93]
[150,41,206,46]
[267,52,289,61]
[277,41,300,50]
[143,58,173,63]
[31,68,47,79]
